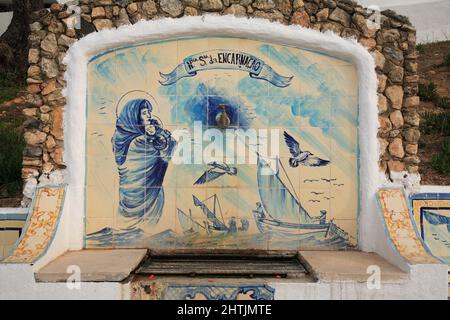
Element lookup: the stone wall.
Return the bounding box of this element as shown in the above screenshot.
[21,0,420,203]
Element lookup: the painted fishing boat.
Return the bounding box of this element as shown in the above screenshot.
[253,215,331,238]
[176,208,206,235]
[193,194,229,233]
[254,156,332,239]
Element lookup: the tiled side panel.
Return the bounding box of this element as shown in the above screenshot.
[410,193,450,295]
[377,188,437,265]
[2,187,66,263]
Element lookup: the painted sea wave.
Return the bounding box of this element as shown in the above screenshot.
[86,227,353,250]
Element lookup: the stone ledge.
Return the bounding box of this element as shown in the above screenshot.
[35,249,410,284]
[35,249,148,283]
[299,251,409,283]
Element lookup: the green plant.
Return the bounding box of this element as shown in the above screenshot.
[418,82,438,102]
[445,53,450,68]
[432,139,450,176]
[0,118,25,197]
[418,81,450,109]
[0,70,26,104]
[421,112,450,135]
[416,44,425,54]
[434,96,450,109]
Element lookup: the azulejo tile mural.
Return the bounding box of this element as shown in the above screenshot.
[410,193,450,291]
[85,37,359,250]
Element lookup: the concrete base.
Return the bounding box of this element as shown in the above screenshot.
[0,250,447,299]
[269,265,447,299]
[35,249,148,282]
[299,251,408,282]
[271,251,448,299]
[127,251,446,300]
[0,264,123,300]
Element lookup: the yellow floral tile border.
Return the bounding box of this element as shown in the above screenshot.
[2,186,66,264]
[377,188,437,265]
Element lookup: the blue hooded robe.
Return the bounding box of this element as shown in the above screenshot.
[112,99,176,230]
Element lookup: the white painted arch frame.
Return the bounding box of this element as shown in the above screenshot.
[43,15,402,270]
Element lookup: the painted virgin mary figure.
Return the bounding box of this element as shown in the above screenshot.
[112,98,176,232]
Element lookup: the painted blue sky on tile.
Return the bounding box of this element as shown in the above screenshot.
[88,38,358,173]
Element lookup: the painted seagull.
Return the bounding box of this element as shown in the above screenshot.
[283,131,330,168]
[194,161,238,185]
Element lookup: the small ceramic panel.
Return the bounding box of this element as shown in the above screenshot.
[410,193,450,294]
[0,216,26,259]
[377,188,437,265]
[160,284,275,300]
[85,37,359,250]
[130,280,275,300]
[2,186,66,263]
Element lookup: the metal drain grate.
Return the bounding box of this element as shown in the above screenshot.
[136,254,307,278]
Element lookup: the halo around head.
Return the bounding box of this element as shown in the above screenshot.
[115,90,159,118]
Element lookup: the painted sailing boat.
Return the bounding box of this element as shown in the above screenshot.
[177,208,206,235]
[254,156,343,240]
[193,194,229,233]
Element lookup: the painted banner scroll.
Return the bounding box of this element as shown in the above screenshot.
[159,50,293,87]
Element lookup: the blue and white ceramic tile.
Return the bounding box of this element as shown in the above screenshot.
[85,37,359,250]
